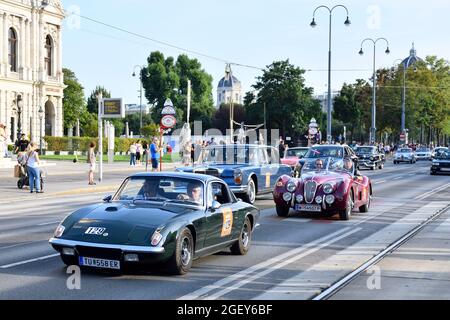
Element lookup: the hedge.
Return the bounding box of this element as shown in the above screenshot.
[44,137,154,153]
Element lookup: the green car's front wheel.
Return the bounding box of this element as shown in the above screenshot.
[231,217,252,256]
[167,228,194,275]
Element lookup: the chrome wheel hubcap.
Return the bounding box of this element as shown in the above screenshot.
[242,224,250,248]
[248,182,255,203]
[181,238,191,266]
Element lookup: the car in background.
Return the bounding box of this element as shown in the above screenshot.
[431,150,450,175]
[355,146,385,170]
[177,144,292,205]
[49,172,260,275]
[415,148,432,161]
[281,147,310,168]
[432,147,449,160]
[273,158,372,221]
[299,145,359,167]
[393,148,417,164]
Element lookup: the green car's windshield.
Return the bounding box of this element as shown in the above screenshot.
[114,177,204,206]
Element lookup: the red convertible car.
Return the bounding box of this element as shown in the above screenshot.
[273,158,373,220]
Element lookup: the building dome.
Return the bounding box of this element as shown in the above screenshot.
[401,43,423,68]
[218,75,241,88]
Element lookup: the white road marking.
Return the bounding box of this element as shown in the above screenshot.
[415,183,450,201]
[178,227,356,300]
[0,254,60,269]
[37,221,61,226]
[203,228,361,300]
[375,180,387,185]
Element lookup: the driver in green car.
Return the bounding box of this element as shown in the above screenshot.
[141,180,159,199]
[187,182,203,204]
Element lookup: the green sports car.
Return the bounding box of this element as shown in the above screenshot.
[49,172,260,275]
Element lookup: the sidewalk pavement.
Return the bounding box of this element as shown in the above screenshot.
[332,206,450,300]
[0,160,181,178]
[0,160,182,203]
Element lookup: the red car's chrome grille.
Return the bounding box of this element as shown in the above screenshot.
[304,181,317,204]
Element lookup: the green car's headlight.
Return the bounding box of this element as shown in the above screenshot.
[54,224,65,238]
[151,229,164,246]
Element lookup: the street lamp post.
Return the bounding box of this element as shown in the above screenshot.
[359,38,390,145]
[38,106,44,154]
[310,5,351,144]
[132,65,146,135]
[13,95,24,140]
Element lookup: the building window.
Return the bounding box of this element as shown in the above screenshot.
[235,93,239,102]
[8,28,18,72]
[218,93,222,102]
[45,35,53,76]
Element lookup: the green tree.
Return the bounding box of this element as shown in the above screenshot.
[244,60,322,141]
[213,103,246,134]
[87,86,111,114]
[141,51,215,129]
[62,68,87,131]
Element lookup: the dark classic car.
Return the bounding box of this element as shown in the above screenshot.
[274,158,372,221]
[355,146,385,170]
[177,144,292,205]
[431,149,450,175]
[49,172,260,275]
[299,145,359,167]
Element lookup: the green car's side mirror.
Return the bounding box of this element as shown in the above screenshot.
[210,201,222,211]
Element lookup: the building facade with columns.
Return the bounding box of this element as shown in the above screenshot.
[0,0,65,145]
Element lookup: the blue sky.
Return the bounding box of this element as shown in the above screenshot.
[60,0,450,106]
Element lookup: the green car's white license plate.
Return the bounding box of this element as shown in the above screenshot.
[295,204,322,212]
[79,257,120,270]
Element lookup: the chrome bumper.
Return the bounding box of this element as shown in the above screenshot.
[230,185,249,193]
[49,238,165,253]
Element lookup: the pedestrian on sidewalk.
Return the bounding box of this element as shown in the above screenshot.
[136,140,142,166]
[150,137,160,172]
[0,123,7,158]
[14,134,29,154]
[88,142,97,185]
[129,142,137,166]
[25,142,43,193]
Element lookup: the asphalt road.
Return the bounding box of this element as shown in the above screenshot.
[0,161,449,300]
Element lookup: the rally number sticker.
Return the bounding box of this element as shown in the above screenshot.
[221,208,234,237]
[266,173,271,188]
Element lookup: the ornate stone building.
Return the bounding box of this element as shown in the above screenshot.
[217,64,242,108]
[0,0,65,144]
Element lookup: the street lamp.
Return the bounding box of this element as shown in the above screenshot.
[12,95,24,140]
[310,5,351,144]
[132,65,147,135]
[38,106,44,154]
[358,37,390,145]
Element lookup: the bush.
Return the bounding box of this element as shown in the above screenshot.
[44,137,152,154]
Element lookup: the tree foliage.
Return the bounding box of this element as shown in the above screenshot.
[141,51,215,129]
[62,68,87,130]
[244,60,322,141]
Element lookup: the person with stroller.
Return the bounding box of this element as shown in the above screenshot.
[25,142,43,194]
